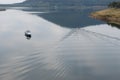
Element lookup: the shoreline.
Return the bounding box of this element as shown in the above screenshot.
[91,8,120,25]
[0,8,6,11]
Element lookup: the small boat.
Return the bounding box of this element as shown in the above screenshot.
[25,30,31,39]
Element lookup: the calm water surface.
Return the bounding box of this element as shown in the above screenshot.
[0,8,120,80]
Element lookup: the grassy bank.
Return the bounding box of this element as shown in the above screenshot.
[91,8,120,25]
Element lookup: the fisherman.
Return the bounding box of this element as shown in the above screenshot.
[25,30,31,40]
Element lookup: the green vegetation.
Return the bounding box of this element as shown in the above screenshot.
[108,1,120,8]
[1,0,120,8]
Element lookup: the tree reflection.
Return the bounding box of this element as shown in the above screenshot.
[107,23,120,29]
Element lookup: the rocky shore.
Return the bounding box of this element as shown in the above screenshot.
[91,8,120,25]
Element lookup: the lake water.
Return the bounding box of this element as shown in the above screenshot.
[0,8,120,80]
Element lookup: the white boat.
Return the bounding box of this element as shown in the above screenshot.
[25,30,32,39]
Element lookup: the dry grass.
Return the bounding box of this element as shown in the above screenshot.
[91,8,120,25]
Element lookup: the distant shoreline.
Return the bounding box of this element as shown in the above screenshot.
[91,8,120,25]
[0,8,6,11]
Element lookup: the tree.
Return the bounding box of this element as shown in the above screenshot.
[108,1,120,8]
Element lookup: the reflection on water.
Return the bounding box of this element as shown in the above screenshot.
[0,8,6,11]
[0,9,120,80]
[107,23,120,29]
[35,9,105,28]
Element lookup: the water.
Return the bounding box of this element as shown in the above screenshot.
[0,8,120,80]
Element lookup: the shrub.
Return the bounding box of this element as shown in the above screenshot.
[108,1,120,8]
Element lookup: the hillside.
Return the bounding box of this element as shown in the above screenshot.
[91,8,120,25]
[19,0,120,6]
[0,0,120,8]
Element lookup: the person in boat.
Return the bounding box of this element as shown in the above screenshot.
[25,30,32,40]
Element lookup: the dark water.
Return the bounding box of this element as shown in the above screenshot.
[0,8,120,80]
[35,9,105,28]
